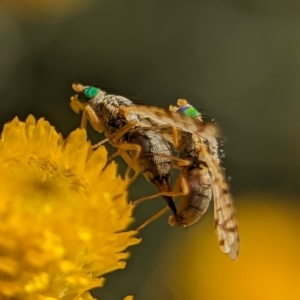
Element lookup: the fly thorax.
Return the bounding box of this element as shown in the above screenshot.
[90,90,106,104]
[104,95,140,124]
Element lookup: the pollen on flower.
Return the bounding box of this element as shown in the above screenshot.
[0,115,140,299]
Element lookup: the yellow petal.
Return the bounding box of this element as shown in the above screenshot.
[0,116,140,299]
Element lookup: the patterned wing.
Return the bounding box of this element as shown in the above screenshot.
[120,105,218,142]
[201,145,240,260]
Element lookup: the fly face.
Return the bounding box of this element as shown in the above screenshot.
[71,83,107,134]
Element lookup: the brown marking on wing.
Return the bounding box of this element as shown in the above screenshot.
[201,144,240,260]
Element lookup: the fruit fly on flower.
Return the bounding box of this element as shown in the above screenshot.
[70,83,177,216]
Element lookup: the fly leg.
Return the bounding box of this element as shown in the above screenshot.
[142,153,190,168]
[92,138,109,150]
[133,163,187,206]
[135,174,186,230]
[70,94,105,132]
[136,206,170,231]
[131,151,190,216]
[117,143,179,216]
[133,178,185,204]
[109,121,138,146]
[70,94,88,129]
[117,142,142,186]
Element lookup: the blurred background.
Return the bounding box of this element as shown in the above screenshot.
[1,0,300,299]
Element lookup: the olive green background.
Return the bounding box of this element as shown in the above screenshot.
[1,0,299,299]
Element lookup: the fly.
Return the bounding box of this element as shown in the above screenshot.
[70,83,177,216]
[170,99,240,260]
[134,99,239,260]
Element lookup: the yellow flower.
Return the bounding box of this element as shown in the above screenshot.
[0,115,139,299]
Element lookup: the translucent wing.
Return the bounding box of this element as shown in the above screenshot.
[120,105,218,142]
[201,145,240,260]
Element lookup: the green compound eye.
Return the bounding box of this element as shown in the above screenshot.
[185,107,199,118]
[178,105,199,118]
[83,86,100,98]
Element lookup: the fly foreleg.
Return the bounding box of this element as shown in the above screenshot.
[117,142,142,186]
[109,121,138,146]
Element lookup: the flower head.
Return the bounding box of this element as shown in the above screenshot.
[0,115,139,299]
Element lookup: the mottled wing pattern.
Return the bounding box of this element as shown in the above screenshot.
[201,144,240,260]
[120,105,218,142]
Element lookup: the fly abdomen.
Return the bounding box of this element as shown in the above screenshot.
[127,128,176,215]
[169,163,213,227]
